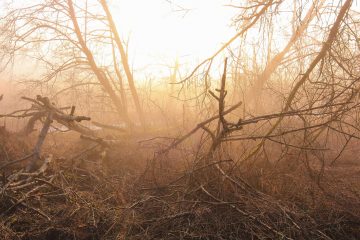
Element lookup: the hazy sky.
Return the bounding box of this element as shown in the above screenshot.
[0,0,238,83]
[113,0,237,75]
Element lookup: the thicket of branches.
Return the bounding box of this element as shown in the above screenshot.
[1,0,360,239]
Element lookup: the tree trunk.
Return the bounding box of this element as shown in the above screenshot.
[67,0,132,128]
[100,0,146,129]
[251,0,325,111]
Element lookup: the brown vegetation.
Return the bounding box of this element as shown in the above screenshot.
[1,0,360,239]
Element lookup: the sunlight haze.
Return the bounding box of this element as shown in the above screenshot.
[113,0,236,75]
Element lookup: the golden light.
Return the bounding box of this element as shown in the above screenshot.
[113,0,237,77]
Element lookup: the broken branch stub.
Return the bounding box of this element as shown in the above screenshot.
[5,95,96,171]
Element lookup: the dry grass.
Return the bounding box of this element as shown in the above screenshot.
[0,126,359,240]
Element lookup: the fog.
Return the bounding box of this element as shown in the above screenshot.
[0,0,359,239]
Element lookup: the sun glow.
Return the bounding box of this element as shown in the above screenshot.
[112,0,236,77]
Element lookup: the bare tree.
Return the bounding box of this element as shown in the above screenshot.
[0,0,146,129]
[100,0,146,128]
[250,0,326,111]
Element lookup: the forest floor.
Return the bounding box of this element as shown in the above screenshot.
[0,126,360,240]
